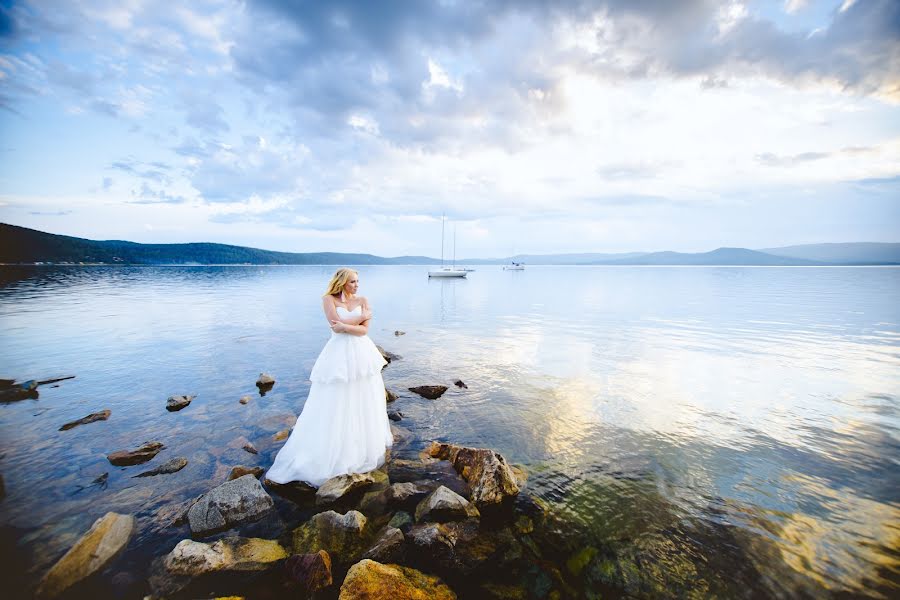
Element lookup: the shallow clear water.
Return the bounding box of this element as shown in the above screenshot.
[1,265,898,597]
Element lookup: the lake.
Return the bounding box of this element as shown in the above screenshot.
[1,265,898,598]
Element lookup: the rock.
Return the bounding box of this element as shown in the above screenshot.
[385,389,398,403]
[35,512,134,599]
[479,583,528,599]
[256,373,275,386]
[362,527,405,563]
[273,429,290,441]
[0,379,39,402]
[285,550,332,594]
[388,511,413,532]
[405,522,458,570]
[59,409,111,431]
[133,457,188,478]
[454,380,468,389]
[427,443,520,508]
[242,442,258,455]
[0,473,5,499]
[187,475,275,537]
[375,345,401,363]
[293,510,368,568]
[164,537,288,576]
[166,395,195,412]
[339,559,456,600]
[229,466,264,481]
[239,395,252,405]
[316,472,378,506]
[409,385,448,399]
[388,459,470,500]
[107,441,165,466]
[566,546,598,577]
[415,486,480,523]
[394,330,405,336]
[387,481,435,510]
[387,410,403,422]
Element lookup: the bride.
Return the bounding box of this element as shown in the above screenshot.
[266,267,393,486]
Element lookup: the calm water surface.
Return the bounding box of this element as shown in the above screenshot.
[1,265,898,598]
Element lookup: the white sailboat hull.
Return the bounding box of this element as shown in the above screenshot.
[428,269,467,278]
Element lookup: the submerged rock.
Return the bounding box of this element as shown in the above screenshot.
[239,395,252,405]
[107,441,165,466]
[409,385,448,400]
[394,330,406,336]
[388,459,470,500]
[339,559,456,600]
[59,409,111,431]
[415,486,480,523]
[35,512,134,599]
[256,373,275,386]
[163,537,288,576]
[454,380,468,389]
[187,475,275,537]
[387,410,403,422]
[286,550,333,594]
[166,395,195,412]
[242,442,258,455]
[133,457,188,478]
[229,466,264,481]
[385,389,398,403]
[273,429,290,441]
[427,443,520,508]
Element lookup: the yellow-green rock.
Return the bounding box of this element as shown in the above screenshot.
[36,512,134,598]
[567,546,598,576]
[339,559,456,599]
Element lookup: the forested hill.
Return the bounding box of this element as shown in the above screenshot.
[0,223,438,265]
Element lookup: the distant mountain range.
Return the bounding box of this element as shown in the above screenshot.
[2,223,898,266]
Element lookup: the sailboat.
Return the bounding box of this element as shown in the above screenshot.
[428,216,467,278]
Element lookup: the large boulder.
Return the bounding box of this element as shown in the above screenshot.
[285,550,333,594]
[339,559,456,599]
[163,537,288,576]
[107,441,165,466]
[35,512,134,598]
[427,443,519,508]
[415,486,480,523]
[187,475,275,537]
[293,510,369,569]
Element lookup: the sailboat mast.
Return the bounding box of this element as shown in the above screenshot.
[440,214,445,268]
[453,225,456,267]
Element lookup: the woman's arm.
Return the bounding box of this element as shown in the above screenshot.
[330,297,372,336]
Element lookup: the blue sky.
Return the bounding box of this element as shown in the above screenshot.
[1,0,898,256]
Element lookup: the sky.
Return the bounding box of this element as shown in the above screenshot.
[0,0,899,257]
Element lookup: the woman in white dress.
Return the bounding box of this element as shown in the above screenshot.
[266,268,393,486]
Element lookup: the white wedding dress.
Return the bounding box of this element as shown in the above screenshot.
[266,306,393,486]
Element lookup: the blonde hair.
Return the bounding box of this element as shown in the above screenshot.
[323,267,358,297]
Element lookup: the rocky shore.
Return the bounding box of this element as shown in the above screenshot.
[18,353,593,599]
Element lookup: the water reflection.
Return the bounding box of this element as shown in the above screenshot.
[0,265,898,597]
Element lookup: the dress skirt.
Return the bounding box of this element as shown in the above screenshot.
[265,331,393,486]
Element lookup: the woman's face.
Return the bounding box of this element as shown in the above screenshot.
[343,274,359,295]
